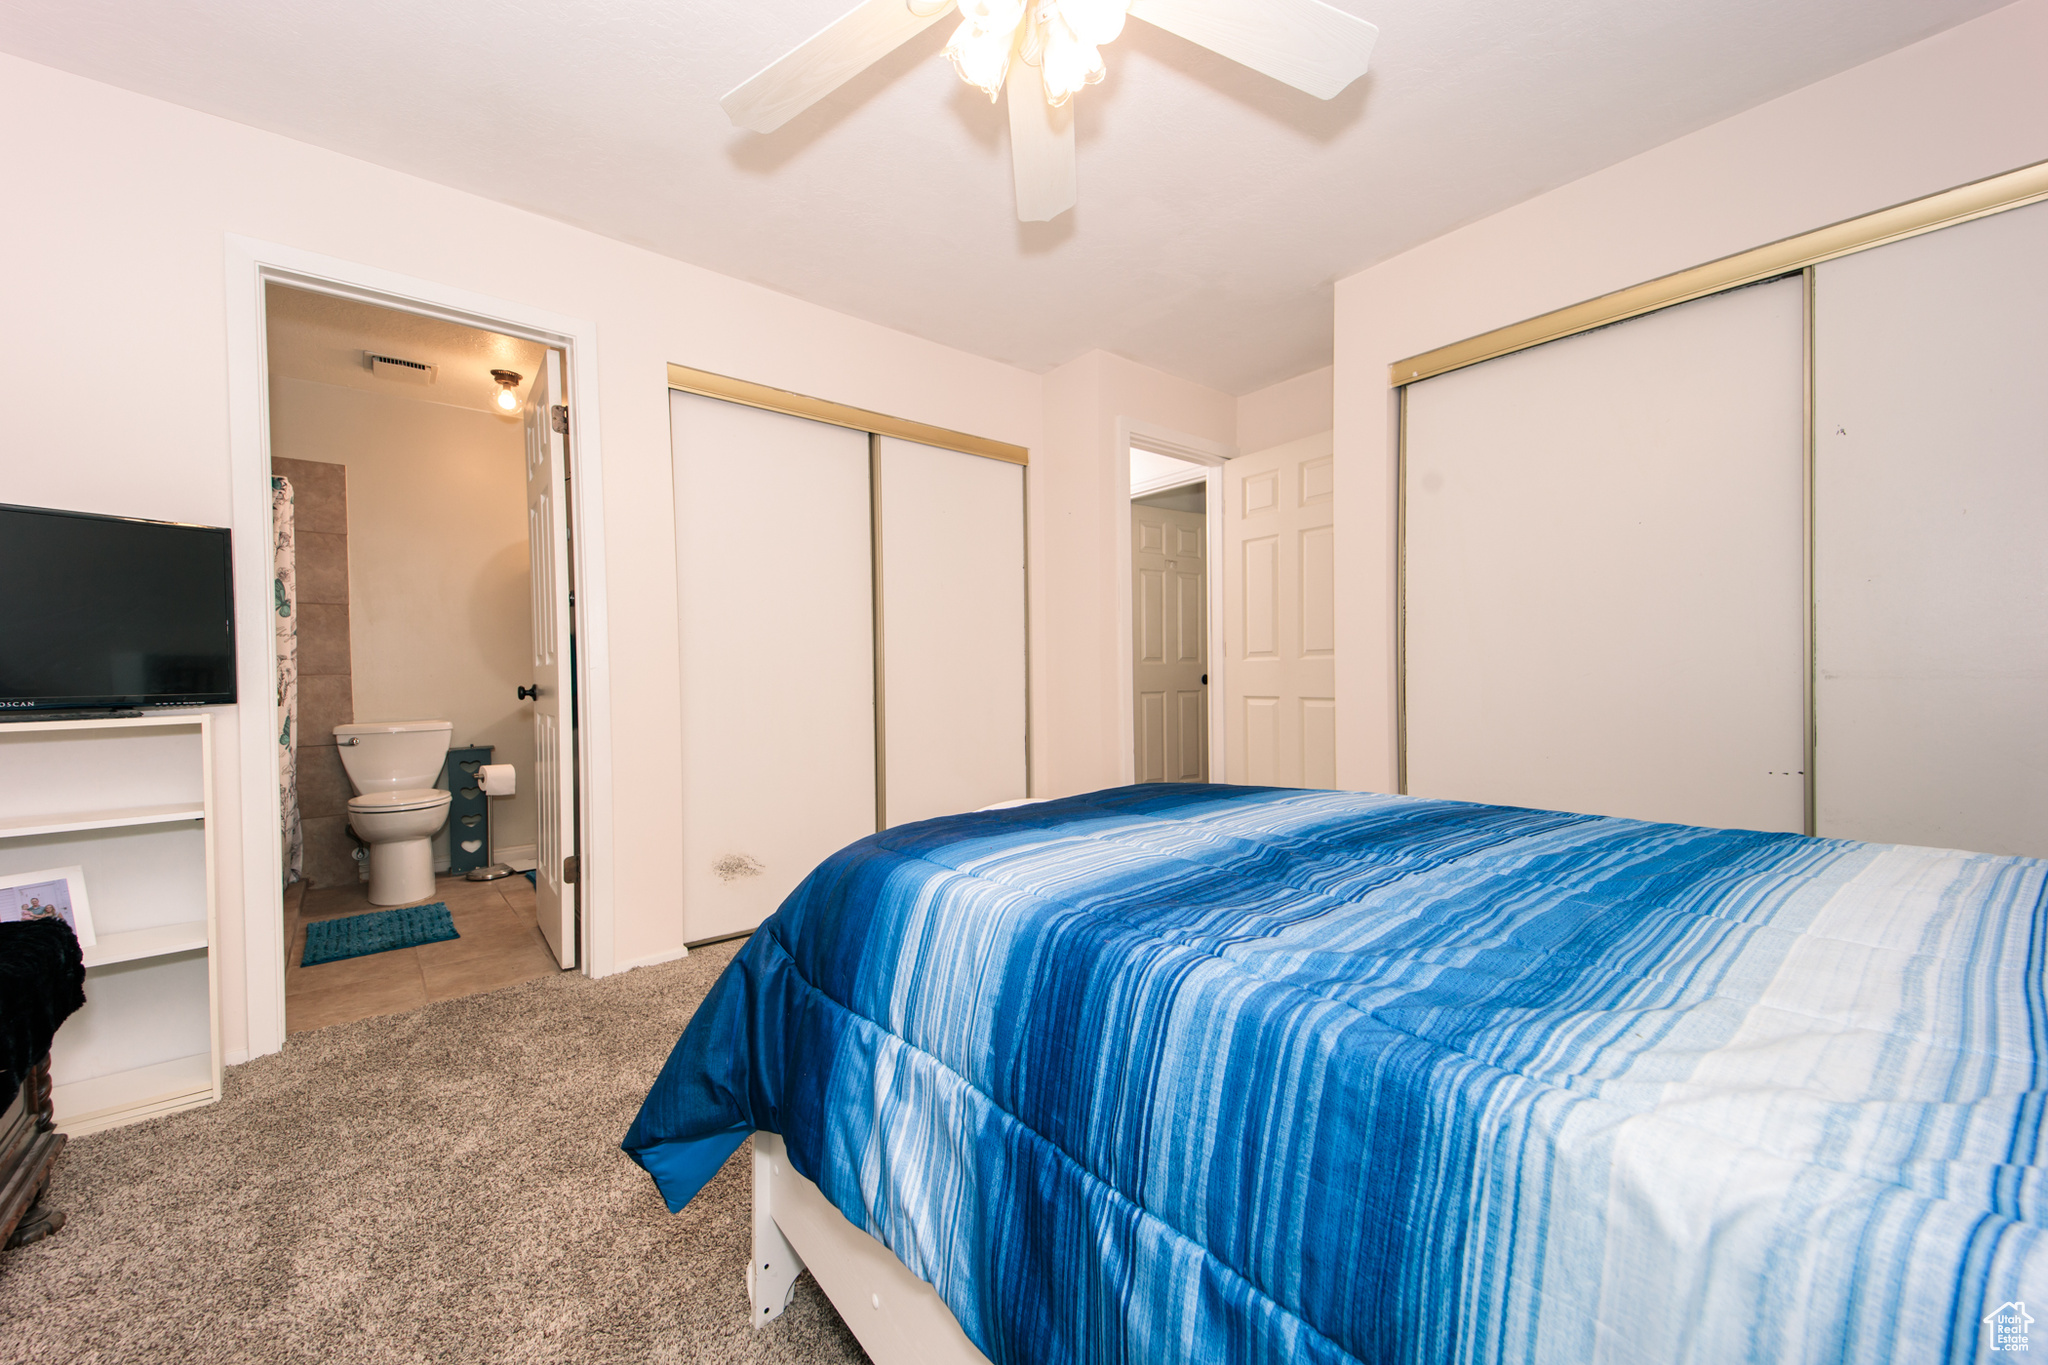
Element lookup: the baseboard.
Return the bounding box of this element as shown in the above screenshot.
[495,844,537,872]
[615,944,691,972]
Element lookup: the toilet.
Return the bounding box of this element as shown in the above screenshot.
[334,720,454,906]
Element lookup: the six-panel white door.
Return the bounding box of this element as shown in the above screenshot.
[522,349,576,968]
[1223,433,1337,788]
[1132,502,1208,783]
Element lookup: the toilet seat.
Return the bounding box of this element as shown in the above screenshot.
[347,788,450,815]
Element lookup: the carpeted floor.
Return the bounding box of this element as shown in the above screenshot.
[0,941,870,1364]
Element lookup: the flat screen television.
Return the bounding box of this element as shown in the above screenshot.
[0,503,237,714]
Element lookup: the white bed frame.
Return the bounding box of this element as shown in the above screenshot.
[750,1133,990,1363]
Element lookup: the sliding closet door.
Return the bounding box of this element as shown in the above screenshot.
[875,436,1027,826]
[671,392,876,942]
[1813,200,2048,856]
[1404,278,1807,830]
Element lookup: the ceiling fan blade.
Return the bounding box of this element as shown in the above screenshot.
[1006,63,1077,222]
[1126,0,1377,100]
[722,0,953,135]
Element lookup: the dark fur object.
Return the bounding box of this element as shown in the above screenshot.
[0,921,86,1114]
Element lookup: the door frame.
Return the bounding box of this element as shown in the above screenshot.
[224,235,616,1062]
[1116,420,1233,785]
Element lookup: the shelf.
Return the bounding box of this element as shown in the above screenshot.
[0,802,205,840]
[0,714,208,736]
[51,1052,215,1137]
[82,921,208,968]
[8,713,221,1138]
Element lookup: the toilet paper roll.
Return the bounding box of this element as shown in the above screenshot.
[478,764,516,797]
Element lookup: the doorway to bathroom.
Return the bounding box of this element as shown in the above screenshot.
[260,284,581,1034]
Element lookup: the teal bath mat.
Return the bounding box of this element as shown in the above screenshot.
[302,903,457,966]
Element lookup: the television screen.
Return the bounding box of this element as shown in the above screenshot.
[0,504,237,713]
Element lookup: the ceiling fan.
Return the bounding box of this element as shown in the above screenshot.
[722,0,1380,221]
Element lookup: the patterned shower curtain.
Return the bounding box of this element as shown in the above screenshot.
[273,476,303,883]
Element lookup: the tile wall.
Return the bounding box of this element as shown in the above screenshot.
[273,456,358,887]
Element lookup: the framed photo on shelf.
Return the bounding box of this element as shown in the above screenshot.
[0,866,95,948]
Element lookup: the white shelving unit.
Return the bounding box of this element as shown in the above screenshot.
[0,714,220,1136]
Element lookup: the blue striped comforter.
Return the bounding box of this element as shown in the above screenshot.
[624,784,2048,1363]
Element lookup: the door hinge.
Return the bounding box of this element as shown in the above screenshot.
[550,405,570,435]
[562,854,580,885]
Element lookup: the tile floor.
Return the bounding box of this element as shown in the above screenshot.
[283,871,561,1034]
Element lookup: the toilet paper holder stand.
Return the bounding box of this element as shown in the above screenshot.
[447,745,518,882]
[467,765,519,880]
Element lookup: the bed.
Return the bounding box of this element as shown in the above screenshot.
[625,783,2048,1363]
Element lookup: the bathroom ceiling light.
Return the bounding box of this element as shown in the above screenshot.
[490,370,522,413]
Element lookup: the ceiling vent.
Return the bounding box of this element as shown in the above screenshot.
[364,351,437,385]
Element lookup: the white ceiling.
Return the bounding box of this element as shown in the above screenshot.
[1132,447,1208,493]
[266,285,548,418]
[0,0,2011,393]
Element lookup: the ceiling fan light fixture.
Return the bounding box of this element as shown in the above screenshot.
[945,0,1026,100]
[944,0,1126,105]
[720,0,1378,221]
[1035,4,1112,106]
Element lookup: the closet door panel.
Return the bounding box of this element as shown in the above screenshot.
[1814,199,2048,856]
[1404,278,1807,830]
[672,392,876,942]
[878,437,1027,826]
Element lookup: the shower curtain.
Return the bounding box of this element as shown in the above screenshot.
[273,475,303,883]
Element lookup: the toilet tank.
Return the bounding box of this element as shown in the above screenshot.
[334,720,454,794]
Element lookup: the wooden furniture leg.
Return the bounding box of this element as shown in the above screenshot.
[2,1057,68,1253]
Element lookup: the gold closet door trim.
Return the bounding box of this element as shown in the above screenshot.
[666,364,1029,466]
[1390,159,2048,386]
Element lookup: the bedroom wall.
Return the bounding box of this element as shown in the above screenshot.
[1034,349,1235,798]
[1237,366,1333,455]
[1030,355,1330,799]
[1330,0,2048,793]
[0,51,1042,1062]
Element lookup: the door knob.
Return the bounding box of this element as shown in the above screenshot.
[518,685,539,701]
